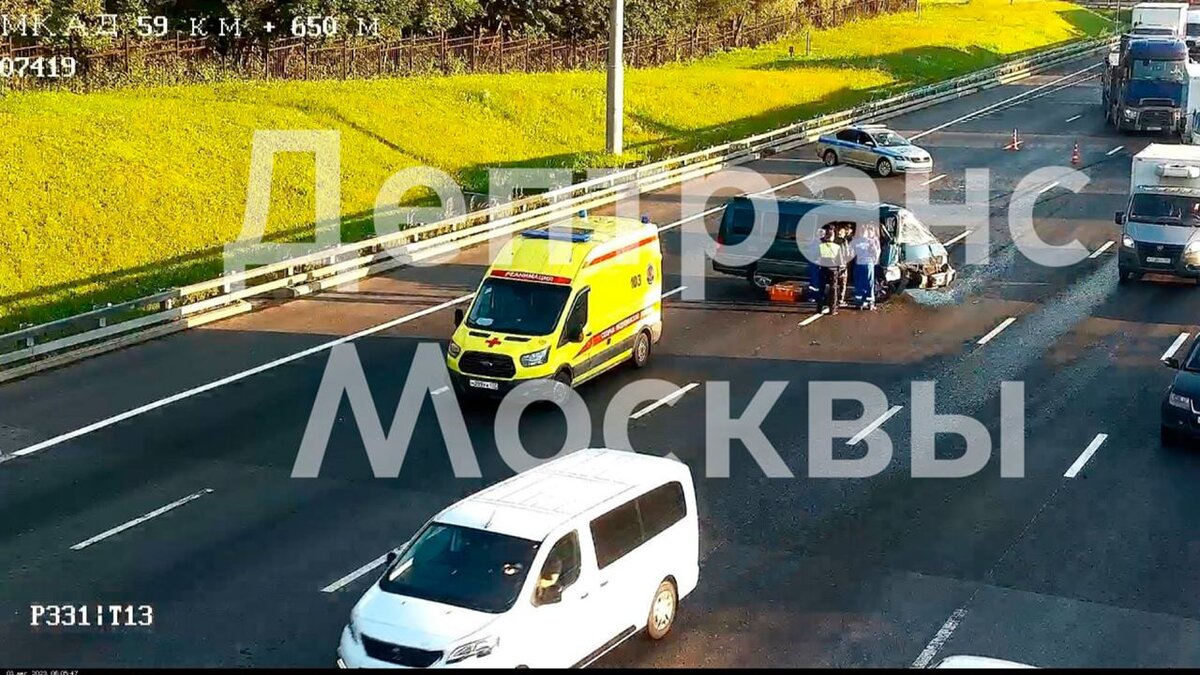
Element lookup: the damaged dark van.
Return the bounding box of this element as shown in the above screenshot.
[710,195,956,297]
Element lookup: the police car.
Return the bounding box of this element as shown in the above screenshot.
[815,124,933,176]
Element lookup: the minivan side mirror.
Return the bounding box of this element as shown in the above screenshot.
[1115,211,1126,225]
[386,550,398,566]
[1165,356,1181,370]
[454,308,464,326]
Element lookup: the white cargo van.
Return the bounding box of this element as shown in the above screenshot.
[336,448,700,669]
[1117,144,1200,284]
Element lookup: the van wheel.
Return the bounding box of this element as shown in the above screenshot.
[822,150,838,167]
[876,158,893,177]
[632,331,652,369]
[550,370,572,405]
[750,271,773,290]
[645,579,678,641]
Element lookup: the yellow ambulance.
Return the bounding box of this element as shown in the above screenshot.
[448,214,663,399]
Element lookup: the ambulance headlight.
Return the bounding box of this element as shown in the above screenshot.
[520,347,550,367]
[448,340,462,358]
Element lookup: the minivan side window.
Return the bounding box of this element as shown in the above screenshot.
[639,482,688,540]
[533,531,582,606]
[590,500,642,570]
[589,481,689,570]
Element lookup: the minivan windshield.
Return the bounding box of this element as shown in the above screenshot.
[467,277,571,336]
[1131,58,1187,83]
[379,523,540,614]
[1129,193,1200,226]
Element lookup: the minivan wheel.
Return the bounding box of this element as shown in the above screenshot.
[646,579,678,641]
[822,150,838,167]
[876,158,893,177]
[632,331,651,369]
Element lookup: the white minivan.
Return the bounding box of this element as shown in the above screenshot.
[336,447,700,669]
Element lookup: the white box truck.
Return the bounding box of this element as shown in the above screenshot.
[1118,144,1200,284]
[1187,8,1200,49]
[1131,2,1189,37]
[1185,61,1200,143]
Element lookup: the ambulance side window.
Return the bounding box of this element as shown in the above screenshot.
[560,289,589,346]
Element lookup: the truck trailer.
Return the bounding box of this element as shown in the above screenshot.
[1131,2,1189,37]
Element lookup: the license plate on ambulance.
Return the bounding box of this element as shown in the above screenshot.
[1147,256,1172,264]
[469,379,499,390]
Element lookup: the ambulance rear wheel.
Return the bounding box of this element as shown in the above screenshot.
[633,331,652,369]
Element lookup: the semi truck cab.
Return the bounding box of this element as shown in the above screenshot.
[1104,37,1190,134]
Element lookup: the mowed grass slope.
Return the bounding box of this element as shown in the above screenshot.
[0,0,1110,331]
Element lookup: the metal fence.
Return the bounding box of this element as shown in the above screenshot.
[0,0,916,90]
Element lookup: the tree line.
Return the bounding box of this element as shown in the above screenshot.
[1,0,863,43]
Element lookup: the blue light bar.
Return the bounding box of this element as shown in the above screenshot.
[522,227,593,242]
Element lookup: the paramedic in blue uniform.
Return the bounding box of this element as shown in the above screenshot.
[852,223,881,310]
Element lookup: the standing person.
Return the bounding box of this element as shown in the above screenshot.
[807,225,827,305]
[853,223,881,310]
[815,228,841,315]
[833,223,852,310]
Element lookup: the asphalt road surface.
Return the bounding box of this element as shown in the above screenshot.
[3,52,1200,668]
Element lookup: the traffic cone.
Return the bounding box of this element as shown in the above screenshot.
[1071,141,1081,166]
[1004,128,1023,151]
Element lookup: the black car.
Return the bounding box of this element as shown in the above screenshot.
[1161,337,1200,445]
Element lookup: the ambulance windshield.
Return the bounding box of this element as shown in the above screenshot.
[467,278,572,336]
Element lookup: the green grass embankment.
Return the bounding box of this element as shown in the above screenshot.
[0,0,1112,331]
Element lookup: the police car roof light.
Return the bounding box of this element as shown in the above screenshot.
[522,228,593,243]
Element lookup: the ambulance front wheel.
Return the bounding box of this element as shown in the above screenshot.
[633,330,652,369]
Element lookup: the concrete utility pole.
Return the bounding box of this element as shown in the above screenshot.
[606,0,625,155]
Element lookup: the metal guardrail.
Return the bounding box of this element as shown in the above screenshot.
[0,35,1117,383]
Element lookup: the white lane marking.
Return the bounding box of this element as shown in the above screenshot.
[630,382,700,420]
[798,166,836,182]
[70,489,214,551]
[942,230,973,247]
[322,553,391,593]
[2,294,476,463]
[799,313,824,327]
[657,206,724,233]
[431,386,450,396]
[912,607,968,668]
[1088,240,1114,259]
[1037,181,1060,195]
[1064,433,1107,479]
[1065,114,1083,123]
[662,285,686,299]
[1162,332,1190,361]
[909,62,1102,141]
[846,405,904,446]
[921,174,947,186]
[1106,145,1124,156]
[977,317,1017,346]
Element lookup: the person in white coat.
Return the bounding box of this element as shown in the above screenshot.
[852,223,881,310]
